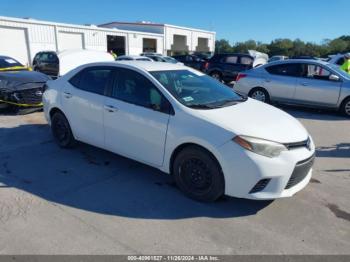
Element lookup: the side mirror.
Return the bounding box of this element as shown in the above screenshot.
[329,74,340,81]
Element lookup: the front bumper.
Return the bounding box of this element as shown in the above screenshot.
[217,138,315,200]
[0,83,44,107]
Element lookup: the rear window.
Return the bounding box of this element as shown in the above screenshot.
[69,67,113,95]
[240,56,253,65]
[224,56,238,64]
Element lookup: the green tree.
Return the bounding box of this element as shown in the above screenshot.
[215,39,232,54]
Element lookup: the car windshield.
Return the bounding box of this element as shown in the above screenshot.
[150,70,246,109]
[328,63,350,79]
[0,57,24,69]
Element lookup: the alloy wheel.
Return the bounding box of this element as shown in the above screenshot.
[251,90,266,102]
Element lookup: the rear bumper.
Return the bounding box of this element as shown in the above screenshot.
[217,138,315,200]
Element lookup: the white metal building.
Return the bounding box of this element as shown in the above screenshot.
[99,21,216,56]
[0,16,215,66]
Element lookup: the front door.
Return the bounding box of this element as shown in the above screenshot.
[294,63,342,107]
[103,68,171,166]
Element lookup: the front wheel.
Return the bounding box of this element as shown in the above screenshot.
[340,97,350,118]
[249,88,270,103]
[173,146,225,202]
[51,112,76,148]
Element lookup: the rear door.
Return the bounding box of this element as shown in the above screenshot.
[221,55,240,80]
[62,66,114,148]
[103,68,171,166]
[294,63,342,107]
[264,63,301,101]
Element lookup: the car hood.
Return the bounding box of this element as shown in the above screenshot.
[194,99,308,143]
[0,71,50,91]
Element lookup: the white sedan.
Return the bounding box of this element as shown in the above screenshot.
[43,61,315,202]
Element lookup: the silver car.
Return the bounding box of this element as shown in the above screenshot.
[234,59,350,117]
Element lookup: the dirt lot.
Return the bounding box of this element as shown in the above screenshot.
[0,107,349,254]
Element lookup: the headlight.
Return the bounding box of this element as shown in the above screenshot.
[233,135,287,158]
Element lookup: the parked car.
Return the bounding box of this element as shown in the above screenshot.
[268,55,288,63]
[43,61,315,202]
[234,59,350,117]
[204,50,268,83]
[116,55,153,62]
[142,54,183,65]
[32,49,115,78]
[0,55,50,113]
[172,54,206,71]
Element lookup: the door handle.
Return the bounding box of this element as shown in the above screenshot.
[265,79,271,82]
[301,82,308,86]
[104,105,118,112]
[63,92,72,98]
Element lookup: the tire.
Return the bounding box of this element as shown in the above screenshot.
[210,71,223,82]
[172,146,225,202]
[51,112,76,148]
[340,97,350,118]
[249,87,270,103]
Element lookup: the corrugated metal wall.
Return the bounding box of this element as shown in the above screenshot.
[0,17,164,65]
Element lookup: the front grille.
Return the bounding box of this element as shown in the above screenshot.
[284,138,310,150]
[14,85,44,104]
[285,154,315,189]
[249,178,271,193]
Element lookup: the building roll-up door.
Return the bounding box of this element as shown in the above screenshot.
[58,31,84,51]
[0,26,30,65]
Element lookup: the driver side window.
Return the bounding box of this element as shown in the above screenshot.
[301,64,332,81]
[112,68,172,114]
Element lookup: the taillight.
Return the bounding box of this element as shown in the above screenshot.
[204,62,209,70]
[236,73,247,82]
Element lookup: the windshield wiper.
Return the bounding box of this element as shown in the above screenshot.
[187,103,217,109]
[209,99,241,107]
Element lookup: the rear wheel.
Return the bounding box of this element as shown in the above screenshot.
[172,146,225,202]
[210,71,223,82]
[249,87,270,103]
[51,112,76,148]
[340,97,350,118]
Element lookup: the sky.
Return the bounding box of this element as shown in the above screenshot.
[1,0,349,44]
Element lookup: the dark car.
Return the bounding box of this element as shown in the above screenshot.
[172,54,206,71]
[290,56,318,60]
[0,55,50,113]
[204,53,257,83]
[32,51,59,78]
[143,54,181,64]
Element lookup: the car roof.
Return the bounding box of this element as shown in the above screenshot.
[265,59,330,66]
[81,61,189,72]
[116,61,187,71]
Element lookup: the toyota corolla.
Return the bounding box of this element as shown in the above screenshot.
[43,61,315,202]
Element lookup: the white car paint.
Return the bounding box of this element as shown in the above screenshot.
[248,50,269,67]
[43,61,315,200]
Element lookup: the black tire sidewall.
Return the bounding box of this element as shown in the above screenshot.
[340,98,350,117]
[173,146,225,202]
[51,112,76,148]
